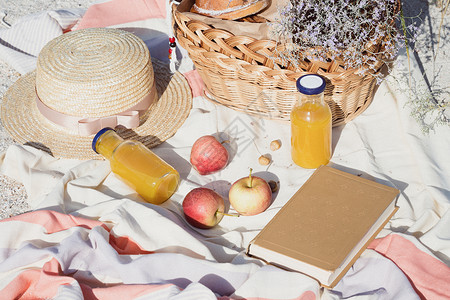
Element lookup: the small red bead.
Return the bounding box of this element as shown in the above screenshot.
[168,49,173,54]
[169,37,175,43]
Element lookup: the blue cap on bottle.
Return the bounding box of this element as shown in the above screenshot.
[296,74,326,95]
[92,127,115,153]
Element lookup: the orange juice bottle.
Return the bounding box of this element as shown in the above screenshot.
[291,74,332,169]
[92,128,180,204]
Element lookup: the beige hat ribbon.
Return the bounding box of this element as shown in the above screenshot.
[35,84,157,136]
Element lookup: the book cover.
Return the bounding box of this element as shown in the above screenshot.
[247,165,399,288]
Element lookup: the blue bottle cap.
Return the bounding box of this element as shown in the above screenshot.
[296,74,326,95]
[92,127,115,153]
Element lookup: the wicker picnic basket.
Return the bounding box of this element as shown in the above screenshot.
[173,2,395,126]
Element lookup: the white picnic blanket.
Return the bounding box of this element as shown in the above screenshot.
[0,2,449,299]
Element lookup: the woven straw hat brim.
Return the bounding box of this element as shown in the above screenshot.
[1,59,192,160]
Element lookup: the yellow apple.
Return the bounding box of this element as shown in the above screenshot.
[229,169,272,216]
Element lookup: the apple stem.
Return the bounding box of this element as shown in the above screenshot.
[220,140,230,145]
[249,168,253,188]
[216,211,240,217]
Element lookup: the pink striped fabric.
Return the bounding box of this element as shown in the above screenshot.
[0,209,320,299]
[76,0,166,30]
[0,210,150,254]
[369,234,450,300]
[1,208,447,299]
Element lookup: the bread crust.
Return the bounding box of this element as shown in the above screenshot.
[191,0,270,20]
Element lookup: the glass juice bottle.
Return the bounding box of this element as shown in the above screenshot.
[92,128,180,205]
[291,74,332,169]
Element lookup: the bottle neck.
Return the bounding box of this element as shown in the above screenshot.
[95,130,123,160]
[298,93,325,106]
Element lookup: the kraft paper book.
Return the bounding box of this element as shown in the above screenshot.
[247,165,399,288]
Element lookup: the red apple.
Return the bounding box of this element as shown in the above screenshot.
[190,135,229,175]
[229,169,272,216]
[182,187,225,229]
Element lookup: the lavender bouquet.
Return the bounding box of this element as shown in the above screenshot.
[271,0,412,81]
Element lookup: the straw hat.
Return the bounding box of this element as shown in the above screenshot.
[1,28,192,160]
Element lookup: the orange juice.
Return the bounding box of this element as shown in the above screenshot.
[93,128,179,204]
[291,74,332,169]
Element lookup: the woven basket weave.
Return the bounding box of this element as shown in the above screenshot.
[173,4,394,126]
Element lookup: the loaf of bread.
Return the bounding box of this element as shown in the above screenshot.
[191,0,270,20]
